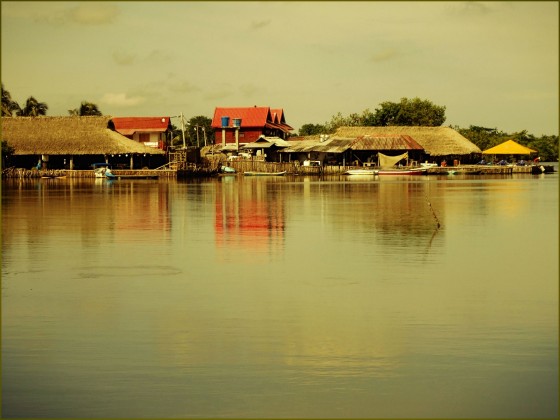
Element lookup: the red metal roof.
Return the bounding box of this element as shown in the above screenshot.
[212,107,293,131]
[111,117,170,136]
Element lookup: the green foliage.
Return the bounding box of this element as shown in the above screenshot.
[2,140,15,155]
[17,96,48,116]
[453,125,507,151]
[68,101,102,116]
[299,123,326,136]
[187,115,213,147]
[1,140,15,169]
[526,135,558,162]
[371,97,446,126]
[306,98,446,134]
[455,125,558,161]
[1,84,21,116]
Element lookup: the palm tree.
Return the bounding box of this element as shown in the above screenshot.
[1,84,21,116]
[17,96,48,116]
[68,101,102,116]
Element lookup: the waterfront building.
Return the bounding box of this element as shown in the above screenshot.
[1,116,165,170]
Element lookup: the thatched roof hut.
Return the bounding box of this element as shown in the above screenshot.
[1,116,165,155]
[334,126,481,156]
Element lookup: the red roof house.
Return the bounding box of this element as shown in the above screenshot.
[211,107,293,145]
[110,117,171,150]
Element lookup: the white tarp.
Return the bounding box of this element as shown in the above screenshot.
[378,152,408,168]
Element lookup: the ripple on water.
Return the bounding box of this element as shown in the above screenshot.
[77,265,183,279]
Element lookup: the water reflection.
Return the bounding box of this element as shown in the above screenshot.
[2,174,558,418]
[215,176,285,254]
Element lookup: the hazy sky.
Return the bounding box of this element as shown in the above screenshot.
[1,1,558,135]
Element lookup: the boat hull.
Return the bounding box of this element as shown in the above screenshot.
[344,169,379,175]
[243,171,286,176]
[378,169,427,176]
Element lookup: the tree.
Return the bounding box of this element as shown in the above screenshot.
[68,101,102,116]
[17,96,48,116]
[187,115,213,147]
[371,97,446,126]
[527,135,558,162]
[453,125,506,152]
[299,123,326,136]
[2,140,15,169]
[1,84,21,116]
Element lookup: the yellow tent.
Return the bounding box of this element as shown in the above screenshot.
[482,139,537,155]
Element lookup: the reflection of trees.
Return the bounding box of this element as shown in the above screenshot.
[325,181,443,248]
[215,177,285,253]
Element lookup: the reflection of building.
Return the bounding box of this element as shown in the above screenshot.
[215,178,285,253]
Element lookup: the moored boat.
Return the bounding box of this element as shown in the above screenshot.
[377,168,427,176]
[344,169,379,175]
[220,165,236,174]
[92,162,111,178]
[243,171,287,176]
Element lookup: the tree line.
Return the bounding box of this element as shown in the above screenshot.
[2,85,557,161]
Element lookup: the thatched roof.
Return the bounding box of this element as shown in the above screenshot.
[334,126,481,156]
[347,134,423,151]
[1,116,165,155]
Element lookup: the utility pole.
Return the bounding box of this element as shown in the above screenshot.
[180,112,186,149]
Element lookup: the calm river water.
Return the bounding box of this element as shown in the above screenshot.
[2,170,558,418]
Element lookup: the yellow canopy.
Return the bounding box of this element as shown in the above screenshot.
[482,140,537,155]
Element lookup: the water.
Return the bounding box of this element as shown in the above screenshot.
[2,171,558,418]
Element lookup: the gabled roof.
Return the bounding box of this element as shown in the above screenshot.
[482,139,537,155]
[1,116,165,155]
[211,107,293,131]
[334,126,481,156]
[111,117,170,136]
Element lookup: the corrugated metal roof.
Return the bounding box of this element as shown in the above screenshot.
[212,107,271,128]
[280,138,354,153]
[211,107,293,131]
[111,117,170,135]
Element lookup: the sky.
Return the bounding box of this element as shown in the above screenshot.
[1,1,558,136]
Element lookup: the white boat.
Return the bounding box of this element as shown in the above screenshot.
[243,171,287,176]
[220,165,236,174]
[344,169,379,175]
[377,168,427,176]
[92,163,111,178]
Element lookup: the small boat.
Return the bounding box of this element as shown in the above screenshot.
[243,171,287,176]
[92,163,111,178]
[344,169,379,175]
[105,168,117,179]
[452,168,482,175]
[377,168,427,176]
[220,165,236,174]
[420,162,438,169]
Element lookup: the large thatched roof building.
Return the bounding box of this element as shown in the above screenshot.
[2,116,165,169]
[334,126,481,156]
[2,116,165,155]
